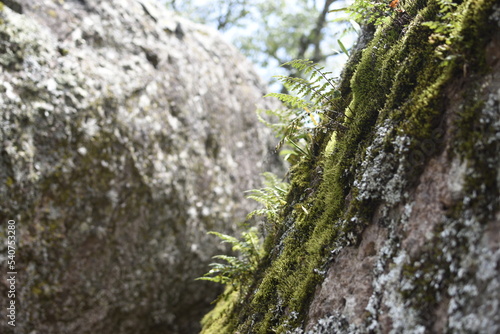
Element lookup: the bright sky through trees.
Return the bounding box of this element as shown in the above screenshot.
[159,0,358,91]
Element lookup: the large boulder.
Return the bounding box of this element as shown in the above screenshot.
[0,0,280,333]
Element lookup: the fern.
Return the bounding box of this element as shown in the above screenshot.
[257,108,312,163]
[270,59,342,111]
[347,0,396,26]
[262,59,351,162]
[246,172,290,226]
[196,228,263,287]
[199,64,346,288]
[197,172,290,287]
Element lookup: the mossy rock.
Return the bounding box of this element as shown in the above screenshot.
[201,0,500,332]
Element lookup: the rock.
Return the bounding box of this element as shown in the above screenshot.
[0,1,281,333]
[200,1,500,333]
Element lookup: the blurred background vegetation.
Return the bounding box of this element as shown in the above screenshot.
[161,0,358,91]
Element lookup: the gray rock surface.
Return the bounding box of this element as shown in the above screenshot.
[0,0,280,333]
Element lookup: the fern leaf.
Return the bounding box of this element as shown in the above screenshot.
[208,231,240,247]
[265,92,310,110]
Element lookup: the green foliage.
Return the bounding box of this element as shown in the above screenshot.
[201,0,498,332]
[422,0,462,65]
[337,39,350,56]
[200,286,239,334]
[258,107,313,163]
[263,59,349,162]
[246,172,290,229]
[347,0,398,26]
[272,59,340,106]
[196,228,263,287]
[198,172,289,287]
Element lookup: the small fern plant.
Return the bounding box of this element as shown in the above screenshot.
[263,59,350,162]
[196,227,263,287]
[197,173,289,287]
[246,172,290,229]
[257,107,313,163]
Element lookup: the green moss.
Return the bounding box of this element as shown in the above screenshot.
[200,288,239,334]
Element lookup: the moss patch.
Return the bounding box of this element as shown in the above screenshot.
[200,288,240,334]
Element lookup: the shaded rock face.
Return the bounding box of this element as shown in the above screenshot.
[0,0,280,333]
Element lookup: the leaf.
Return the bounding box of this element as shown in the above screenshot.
[328,7,348,12]
[349,19,361,35]
[338,39,349,56]
[197,228,264,286]
[264,59,350,161]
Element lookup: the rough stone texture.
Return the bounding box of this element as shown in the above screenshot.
[306,223,387,330]
[199,1,499,333]
[0,1,281,333]
[303,27,500,334]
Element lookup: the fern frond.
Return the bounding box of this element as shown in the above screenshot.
[256,108,296,140]
[281,59,324,77]
[265,59,353,162]
[198,227,265,286]
[245,172,290,227]
[208,231,240,248]
[265,92,311,110]
[196,275,231,284]
[212,255,246,268]
[281,58,313,71]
